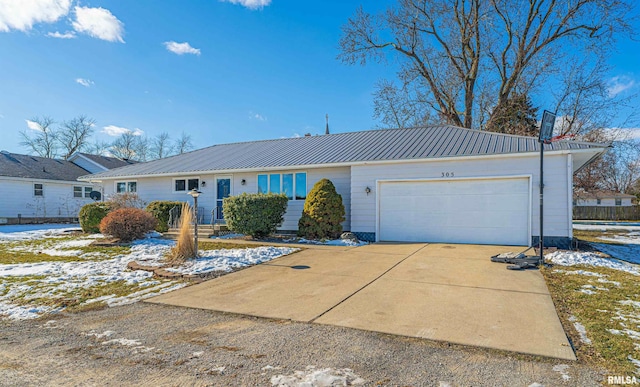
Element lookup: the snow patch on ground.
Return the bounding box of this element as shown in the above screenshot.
[568,315,592,345]
[0,224,80,242]
[545,251,640,275]
[270,366,366,386]
[552,364,571,381]
[574,223,640,231]
[0,227,296,320]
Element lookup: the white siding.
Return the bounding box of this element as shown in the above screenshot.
[99,166,352,230]
[351,153,571,239]
[0,177,95,218]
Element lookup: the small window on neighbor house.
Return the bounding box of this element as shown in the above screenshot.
[572,200,576,206]
[616,198,622,206]
[597,199,601,205]
[116,181,136,193]
[74,186,83,198]
[34,183,43,197]
[84,187,92,198]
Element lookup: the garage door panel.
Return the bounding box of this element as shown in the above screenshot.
[379,178,529,245]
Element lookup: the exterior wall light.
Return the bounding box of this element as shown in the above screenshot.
[201,181,206,187]
[241,179,247,185]
[365,187,371,195]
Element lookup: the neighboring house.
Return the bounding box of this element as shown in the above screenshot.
[0,151,134,224]
[573,190,635,207]
[79,126,607,248]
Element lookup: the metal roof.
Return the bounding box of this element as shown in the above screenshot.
[81,126,607,180]
[76,153,138,169]
[0,152,91,181]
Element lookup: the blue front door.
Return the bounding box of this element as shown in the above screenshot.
[216,177,231,221]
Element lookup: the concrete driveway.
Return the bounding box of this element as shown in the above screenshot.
[147,243,575,360]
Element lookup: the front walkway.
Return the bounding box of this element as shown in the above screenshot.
[147,243,575,360]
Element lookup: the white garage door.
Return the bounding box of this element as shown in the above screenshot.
[378,178,530,245]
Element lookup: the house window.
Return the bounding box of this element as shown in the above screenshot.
[283,174,293,199]
[596,199,601,205]
[258,174,268,194]
[270,174,281,194]
[34,183,43,197]
[256,172,307,200]
[116,181,137,193]
[74,186,93,198]
[174,178,199,192]
[295,173,307,200]
[616,198,622,206]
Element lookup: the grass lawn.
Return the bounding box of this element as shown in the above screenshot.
[0,229,296,320]
[545,225,640,376]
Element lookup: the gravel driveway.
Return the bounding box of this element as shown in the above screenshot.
[0,303,605,386]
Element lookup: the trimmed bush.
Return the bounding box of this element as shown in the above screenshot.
[223,193,288,238]
[79,202,112,233]
[146,201,185,232]
[99,208,158,243]
[298,178,345,239]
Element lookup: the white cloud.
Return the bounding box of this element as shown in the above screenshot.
[47,30,75,39]
[0,0,71,32]
[250,111,267,121]
[163,41,201,56]
[26,119,43,131]
[221,0,271,10]
[72,6,124,43]
[75,78,93,87]
[102,125,143,137]
[608,76,636,98]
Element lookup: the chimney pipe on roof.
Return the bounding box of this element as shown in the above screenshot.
[325,114,330,135]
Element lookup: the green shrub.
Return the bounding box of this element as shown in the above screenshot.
[78,202,112,233]
[99,208,158,243]
[298,178,345,239]
[145,201,185,232]
[223,193,288,238]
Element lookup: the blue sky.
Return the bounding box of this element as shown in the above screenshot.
[0,0,638,155]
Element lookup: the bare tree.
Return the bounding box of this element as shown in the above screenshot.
[339,0,632,130]
[373,80,433,128]
[110,132,140,160]
[86,140,112,156]
[58,115,96,159]
[175,132,193,154]
[150,132,173,159]
[19,116,58,158]
[134,136,149,162]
